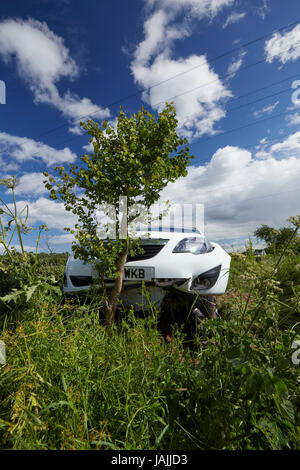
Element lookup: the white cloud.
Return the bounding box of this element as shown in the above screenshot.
[0,131,77,166]
[227,50,247,77]
[131,1,235,139]
[0,244,38,254]
[255,0,269,20]
[82,141,94,153]
[286,112,300,126]
[158,133,300,240]
[147,0,235,18]
[252,100,279,118]
[49,233,75,245]
[50,90,111,135]
[223,11,246,29]
[220,237,266,252]
[1,195,78,252]
[5,131,300,247]
[0,156,19,172]
[255,133,300,160]
[11,197,77,231]
[137,0,235,65]
[133,9,184,66]
[135,54,231,139]
[0,18,110,132]
[265,131,300,157]
[0,18,78,85]
[11,172,47,196]
[265,24,300,64]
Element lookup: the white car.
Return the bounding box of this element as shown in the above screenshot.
[63,227,231,320]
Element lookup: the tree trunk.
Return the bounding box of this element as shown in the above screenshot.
[104,239,129,329]
[200,295,218,319]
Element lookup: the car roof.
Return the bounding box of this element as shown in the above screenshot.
[134,226,202,233]
[129,227,204,239]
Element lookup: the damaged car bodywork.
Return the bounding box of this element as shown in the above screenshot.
[63,227,231,321]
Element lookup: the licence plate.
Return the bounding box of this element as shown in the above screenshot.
[123,266,154,281]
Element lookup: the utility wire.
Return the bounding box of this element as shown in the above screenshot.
[1,18,300,153]
[1,18,300,194]
[4,74,300,166]
[177,72,300,125]
[25,44,300,157]
[2,20,299,244]
[205,186,300,211]
[137,19,300,95]
[19,104,299,165]
[193,108,299,146]
[221,72,300,104]
[33,18,300,139]
[153,40,300,110]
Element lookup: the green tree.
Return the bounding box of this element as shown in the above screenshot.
[44,103,193,328]
[254,219,300,253]
[254,224,278,247]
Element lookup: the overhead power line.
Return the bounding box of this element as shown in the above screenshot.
[30,105,300,166]
[175,69,300,126]
[21,41,300,157]
[194,108,299,146]
[3,99,300,169]
[1,17,300,155]
[35,18,300,139]
[153,40,300,110]
[205,186,300,211]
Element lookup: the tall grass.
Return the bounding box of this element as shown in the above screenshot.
[0,304,192,450]
[0,186,299,449]
[0,250,299,450]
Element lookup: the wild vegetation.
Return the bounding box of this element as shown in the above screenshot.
[0,210,299,449]
[0,105,299,449]
[44,104,193,327]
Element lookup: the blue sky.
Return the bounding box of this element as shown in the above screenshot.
[0,0,300,252]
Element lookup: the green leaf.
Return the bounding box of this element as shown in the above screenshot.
[226,346,248,367]
[25,284,39,302]
[274,397,295,422]
[256,417,288,450]
[39,401,74,415]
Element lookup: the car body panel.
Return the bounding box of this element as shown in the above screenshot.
[63,229,231,308]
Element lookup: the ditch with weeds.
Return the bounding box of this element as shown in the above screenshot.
[0,182,299,450]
